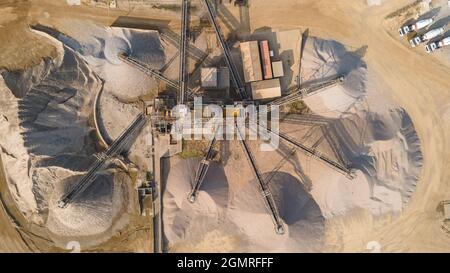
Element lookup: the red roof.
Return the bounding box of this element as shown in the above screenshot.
[259,40,273,80]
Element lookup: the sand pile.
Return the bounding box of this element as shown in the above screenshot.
[301,37,367,118]
[162,37,423,252]
[295,38,423,216]
[0,41,130,239]
[163,157,325,252]
[36,21,166,170]
[0,76,38,220]
[163,159,236,251]
[47,170,128,238]
[40,20,166,100]
[227,171,325,252]
[0,23,150,241]
[0,39,102,223]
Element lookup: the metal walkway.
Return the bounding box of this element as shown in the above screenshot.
[58,114,147,208]
[201,0,248,99]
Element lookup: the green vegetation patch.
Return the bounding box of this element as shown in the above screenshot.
[285,100,310,115]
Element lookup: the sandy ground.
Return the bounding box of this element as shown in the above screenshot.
[247,0,450,252]
[0,1,169,251]
[162,35,423,252]
[162,0,450,252]
[0,0,450,252]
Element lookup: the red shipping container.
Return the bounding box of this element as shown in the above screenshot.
[259,40,273,80]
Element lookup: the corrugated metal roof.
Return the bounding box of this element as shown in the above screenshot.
[217,67,230,89]
[260,40,273,79]
[272,61,284,78]
[251,78,282,100]
[201,67,230,90]
[240,41,263,83]
[201,67,218,87]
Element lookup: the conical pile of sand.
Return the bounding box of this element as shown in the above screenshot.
[162,36,423,252]
[163,158,231,249]
[46,170,127,238]
[0,23,140,242]
[301,37,367,118]
[163,157,326,252]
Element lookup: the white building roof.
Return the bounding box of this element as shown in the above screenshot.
[240,41,263,83]
[201,67,218,88]
[272,61,284,78]
[251,78,282,100]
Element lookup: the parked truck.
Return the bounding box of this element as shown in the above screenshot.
[426,36,450,53]
[398,18,434,37]
[409,27,445,47]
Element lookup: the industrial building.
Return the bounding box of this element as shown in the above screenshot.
[272,61,284,78]
[201,67,230,90]
[251,78,282,100]
[260,40,273,79]
[240,39,284,100]
[240,41,263,82]
[201,67,218,88]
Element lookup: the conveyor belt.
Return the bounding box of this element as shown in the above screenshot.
[259,122,354,179]
[235,121,285,234]
[58,114,147,208]
[119,54,194,99]
[268,76,344,109]
[201,0,248,99]
[188,137,217,203]
[179,0,190,104]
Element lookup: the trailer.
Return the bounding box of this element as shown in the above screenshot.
[409,27,445,48]
[398,17,434,37]
[426,36,450,53]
